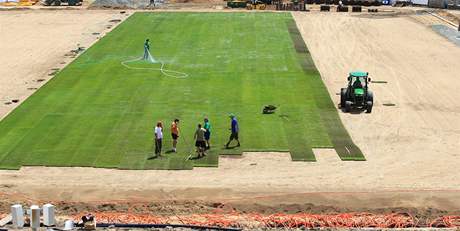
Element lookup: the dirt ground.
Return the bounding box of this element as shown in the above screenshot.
[0,8,460,217]
[0,9,130,120]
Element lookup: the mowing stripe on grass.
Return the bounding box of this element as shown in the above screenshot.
[287,18,365,161]
[280,106,316,161]
[282,125,316,161]
[0,115,62,169]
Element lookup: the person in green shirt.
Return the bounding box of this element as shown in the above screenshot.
[203,117,211,150]
[143,39,150,60]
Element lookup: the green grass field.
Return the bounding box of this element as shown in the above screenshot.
[0,12,364,170]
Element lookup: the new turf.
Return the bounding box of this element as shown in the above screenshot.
[0,12,364,170]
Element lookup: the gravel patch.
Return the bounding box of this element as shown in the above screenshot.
[91,0,150,9]
[432,24,460,47]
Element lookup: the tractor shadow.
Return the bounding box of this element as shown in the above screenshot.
[338,104,367,115]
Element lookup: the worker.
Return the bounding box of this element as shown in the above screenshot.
[154,121,163,157]
[225,114,240,149]
[194,124,207,158]
[170,119,180,152]
[353,78,363,89]
[143,39,150,60]
[203,117,211,150]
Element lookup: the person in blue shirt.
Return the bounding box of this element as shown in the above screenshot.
[225,114,240,149]
[143,39,150,60]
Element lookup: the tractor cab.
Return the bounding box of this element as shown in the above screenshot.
[348,71,370,91]
[340,71,374,113]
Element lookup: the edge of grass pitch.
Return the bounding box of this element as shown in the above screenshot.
[0,13,365,171]
[286,18,366,161]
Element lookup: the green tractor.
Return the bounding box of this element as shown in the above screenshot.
[340,71,374,113]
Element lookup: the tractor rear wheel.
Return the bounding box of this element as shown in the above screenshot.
[366,90,373,113]
[340,88,347,109]
[367,90,374,103]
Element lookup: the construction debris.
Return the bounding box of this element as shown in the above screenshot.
[0,214,12,227]
[42,0,82,6]
[0,0,38,6]
[90,0,150,9]
[432,24,460,47]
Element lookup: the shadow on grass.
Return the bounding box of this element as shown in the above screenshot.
[147,155,162,160]
[188,155,207,160]
[224,144,240,149]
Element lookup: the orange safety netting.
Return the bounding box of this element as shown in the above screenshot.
[72,212,460,229]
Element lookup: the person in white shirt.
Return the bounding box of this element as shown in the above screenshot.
[154,121,163,157]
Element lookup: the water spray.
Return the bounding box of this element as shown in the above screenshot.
[121,49,189,79]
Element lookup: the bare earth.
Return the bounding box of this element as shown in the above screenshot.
[0,9,129,120]
[1,9,460,214]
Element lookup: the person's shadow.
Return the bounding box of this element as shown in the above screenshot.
[189,156,203,160]
[224,145,239,149]
[147,155,161,160]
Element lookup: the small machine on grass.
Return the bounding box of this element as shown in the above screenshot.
[340,71,374,113]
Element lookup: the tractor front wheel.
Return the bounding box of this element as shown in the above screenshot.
[345,101,352,112]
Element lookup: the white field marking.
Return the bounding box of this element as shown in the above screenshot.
[345,145,351,155]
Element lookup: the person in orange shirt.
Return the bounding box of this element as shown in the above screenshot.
[170,119,180,152]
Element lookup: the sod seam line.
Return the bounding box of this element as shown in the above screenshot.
[286,18,366,161]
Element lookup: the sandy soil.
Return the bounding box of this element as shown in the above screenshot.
[0,9,130,120]
[0,9,460,215]
[292,10,460,200]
